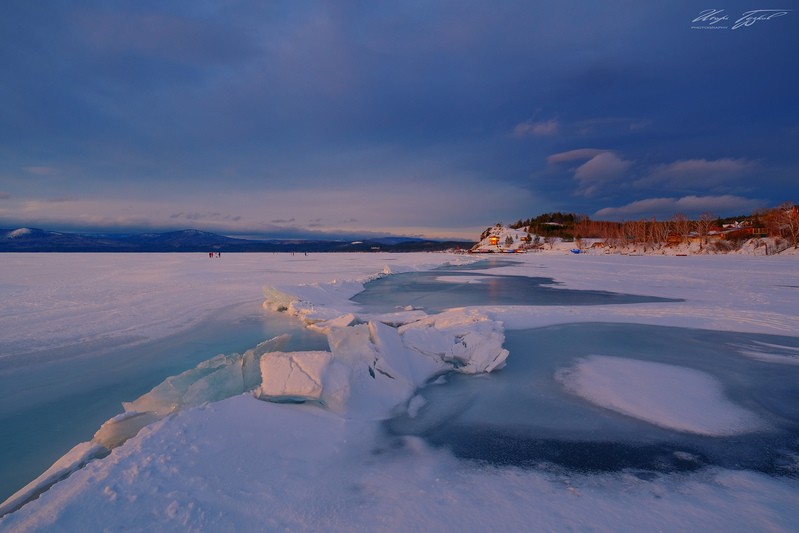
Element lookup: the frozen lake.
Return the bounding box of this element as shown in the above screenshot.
[0,300,326,504]
[2,252,798,531]
[389,322,799,475]
[352,258,681,312]
[353,259,799,476]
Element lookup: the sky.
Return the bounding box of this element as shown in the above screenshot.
[1,1,797,240]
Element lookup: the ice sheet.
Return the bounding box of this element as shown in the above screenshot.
[1,253,463,362]
[3,253,799,531]
[3,395,798,533]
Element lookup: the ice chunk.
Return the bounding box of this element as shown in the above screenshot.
[399,310,509,374]
[280,312,510,420]
[307,313,358,335]
[92,411,161,449]
[264,279,371,324]
[325,323,415,418]
[262,286,297,313]
[256,351,333,402]
[556,355,768,436]
[123,353,246,416]
[368,309,429,327]
[1,334,293,518]
[370,321,439,387]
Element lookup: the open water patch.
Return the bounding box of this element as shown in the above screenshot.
[386,323,799,476]
[353,267,680,314]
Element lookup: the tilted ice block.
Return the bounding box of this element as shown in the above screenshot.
[0,335,293,518]
[124,334,290,416]
[262,286,297,313]
[369,321,440,387]
[256,351,333,402]
[307,313,358,335]
[254,312,509,420]
[92,411,161,449]
[323,323,417,419]
[123,355,232,416]
[369,309,429,327]
[398,310,509,374]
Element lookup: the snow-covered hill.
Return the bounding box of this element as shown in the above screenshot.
[470,224,535,253]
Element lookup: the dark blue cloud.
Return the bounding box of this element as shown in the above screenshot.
[1,1,797,237]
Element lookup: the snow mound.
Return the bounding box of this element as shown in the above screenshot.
[556,355,767,436]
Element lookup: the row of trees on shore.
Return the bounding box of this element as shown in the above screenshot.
[507,202,799,250]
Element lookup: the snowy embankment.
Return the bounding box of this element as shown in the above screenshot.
[2,253,798,531]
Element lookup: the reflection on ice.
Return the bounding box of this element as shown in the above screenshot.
[734,340,799,366]
[352,269,681,313]
[387,323,799,476]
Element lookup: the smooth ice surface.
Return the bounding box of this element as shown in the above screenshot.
[2,253,799,531]
[388,322,799,475]
[556,355,766,436]
[3,395,799,533]
[351,263,679,314]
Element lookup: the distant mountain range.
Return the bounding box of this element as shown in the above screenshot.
[0,228,474,253]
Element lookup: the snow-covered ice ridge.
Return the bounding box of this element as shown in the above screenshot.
[2,252,799,531]
[1,253,508,517]
[3,298,509,518]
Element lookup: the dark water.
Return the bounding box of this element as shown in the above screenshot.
[387,323,799,476]
[0,301,327,503]
[352,260,681,313]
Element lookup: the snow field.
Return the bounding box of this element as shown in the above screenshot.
[0,253,464,362]
[3,394,798,532]
[2,252,798,531]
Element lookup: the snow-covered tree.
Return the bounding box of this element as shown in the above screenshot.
[775,202,799,249]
